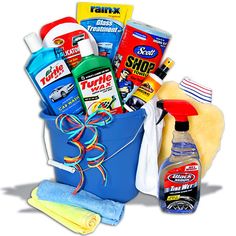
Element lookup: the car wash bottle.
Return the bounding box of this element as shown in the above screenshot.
[124,58,174,112]
[72,39,123,115]
[156,100,201,213]
[24,33,82,115]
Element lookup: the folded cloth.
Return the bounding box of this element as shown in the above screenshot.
[37,180,125,225]
[179,77,213,103]
[28,188,100,234]
[135,97,163,196]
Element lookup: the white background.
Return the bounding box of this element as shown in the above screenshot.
[0,0,235,235]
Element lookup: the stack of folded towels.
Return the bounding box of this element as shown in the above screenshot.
[28,180,125,234]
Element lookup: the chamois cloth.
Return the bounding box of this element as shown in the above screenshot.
[157,81,224,176]
[28,188,101,234]
[37,180,125,225]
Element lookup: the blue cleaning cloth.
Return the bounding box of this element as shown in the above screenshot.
[37,180,125,225]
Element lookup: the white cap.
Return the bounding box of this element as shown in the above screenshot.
[78,39,94,57]
[24,32,43,53]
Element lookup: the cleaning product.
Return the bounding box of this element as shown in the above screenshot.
[113,20,171,102]
[28,188,101,234]
[24,33,82,115]
[77,2,133,60]
[37,180,125,225]
[124,58,174,112]
[157,81,224,177]
[40,17,98,69]
[72,39,123,115]
[156,100,201,213]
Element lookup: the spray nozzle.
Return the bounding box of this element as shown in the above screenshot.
[156,99,198,131]
[156,100,168,124]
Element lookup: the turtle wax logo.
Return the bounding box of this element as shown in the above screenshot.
[80,73,112,93]
[36,61,71,89]
[90,6,120,14]
[40,65,64,87]
[168,173,195,183]
[134,45,158,59]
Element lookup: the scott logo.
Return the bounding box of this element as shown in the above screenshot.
[90,6,120,14]
[40,64,64,86]
[134,45,158,59]
[168,173,195,183]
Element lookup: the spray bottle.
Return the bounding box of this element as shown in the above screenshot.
[156,99,201,213]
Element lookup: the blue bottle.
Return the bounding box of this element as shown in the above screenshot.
[24,33,82,115]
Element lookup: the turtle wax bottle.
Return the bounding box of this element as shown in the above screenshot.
[24,33,82,115]
[72,39,123,115]
[157,100,201,213]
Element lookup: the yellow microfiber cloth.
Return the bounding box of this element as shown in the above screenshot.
[157,81,224,177]
[28,188,101,234]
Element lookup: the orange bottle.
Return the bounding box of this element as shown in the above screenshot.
[124,58,174,112]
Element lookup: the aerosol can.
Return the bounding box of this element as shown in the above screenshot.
[157,100,201,213]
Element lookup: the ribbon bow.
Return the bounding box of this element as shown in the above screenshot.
[55,109,113,194]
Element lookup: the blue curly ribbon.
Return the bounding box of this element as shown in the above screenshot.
[55,109,113,194]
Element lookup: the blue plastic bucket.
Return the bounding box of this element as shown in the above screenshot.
[40,109,146,203]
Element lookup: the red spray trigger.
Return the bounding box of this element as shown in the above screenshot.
[156,100,198,129]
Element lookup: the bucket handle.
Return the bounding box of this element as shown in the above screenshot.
[83,117,145,172]
[43,123,76,173]
[43,117,146,173]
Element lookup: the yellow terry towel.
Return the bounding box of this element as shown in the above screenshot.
[28,188,101,234]
[157,81,224,177]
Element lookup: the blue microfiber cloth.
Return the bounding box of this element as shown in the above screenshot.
[37,180,125,225]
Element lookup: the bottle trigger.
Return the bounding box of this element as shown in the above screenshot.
[156,100,167,125]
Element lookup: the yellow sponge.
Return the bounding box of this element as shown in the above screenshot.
[157,81,224,177]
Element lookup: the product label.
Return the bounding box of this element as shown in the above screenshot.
[134,45,158,59]
[163,162,200,211]
[77,68,123,114]
[134,77,161,102]
[52,30,90,68]
[113,24,170,102]
[125,76,161,110]
[35,60,82,115]
[77,2,133,60]
[36,61,71,89]
[90,6,121,14]
[80,18,123,60]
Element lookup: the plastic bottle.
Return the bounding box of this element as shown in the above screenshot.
[156,99,201,213]
[124,58,174,112]
[24,33,82,115]
[72,39,123,115]
[40,17,98,69]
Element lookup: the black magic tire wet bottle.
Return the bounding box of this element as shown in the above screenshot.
[157,100,201,213]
